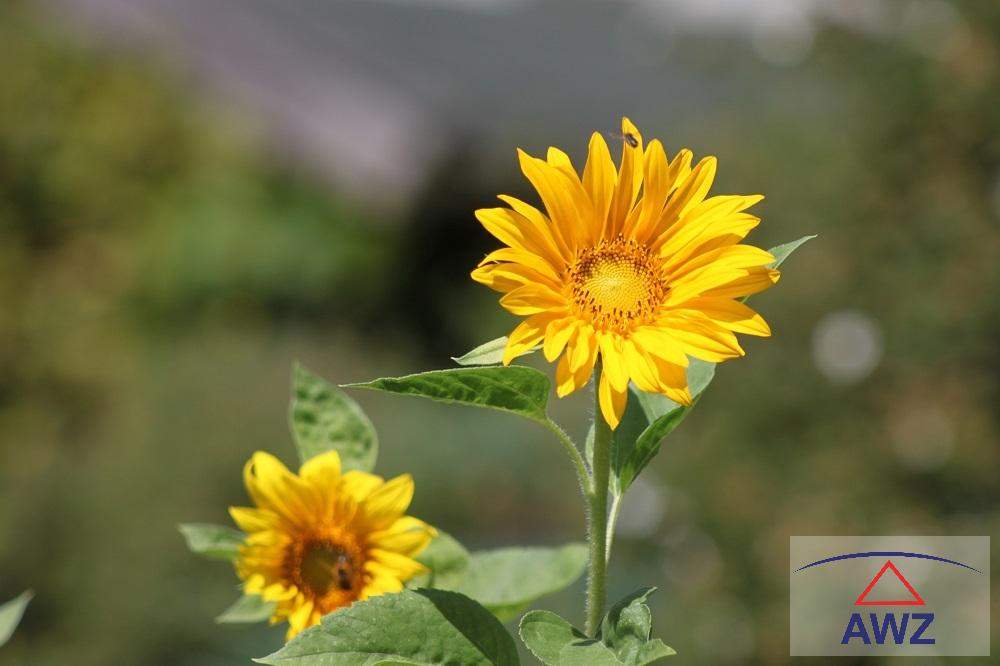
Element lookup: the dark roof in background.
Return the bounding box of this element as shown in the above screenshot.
[43,0,880,205]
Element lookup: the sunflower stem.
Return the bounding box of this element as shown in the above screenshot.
[585,366,612,636]
[542,418,593,497]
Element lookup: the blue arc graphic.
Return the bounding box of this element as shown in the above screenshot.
[794,551,982,574]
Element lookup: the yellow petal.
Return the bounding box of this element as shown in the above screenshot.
[543,317,578,363]
[517,150,582,255]
[656,313,744,362]
[699,266,780,300]
[367,549,428,580]
[629,139,670,240]
[340,470,384,504]
[674,298,771,336]
[568,325,597,373]
[630,327,689,367]
[606,117,644,237]
[361,574,404,599]
[497,195,572,262]
[582,132,616,242]
[243,452,313,527]
[358,474,414,530]
[229,506,281,533]
[650,155,716,242]
[598,370,628,430]
[479,247,562,284]
[299,449,342,489]
[502,313,554,365]
[475,207,564,267]
[500,283,567,316]
[368,516,437,556]
[597,333,629,392]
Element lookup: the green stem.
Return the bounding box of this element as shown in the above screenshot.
[605,492,622,563]
[542,418,593,497]
[585,366,612,636]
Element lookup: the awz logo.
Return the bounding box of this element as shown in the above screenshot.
[790,537,989,656]
[794,549,984,652]
[841,560,934,646]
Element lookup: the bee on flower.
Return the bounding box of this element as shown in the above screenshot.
[229,450,436,639]
[473,118,778,429]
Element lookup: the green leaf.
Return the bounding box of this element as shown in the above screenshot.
[599,588,675,664]
[767,234,816,268]
[409,531,470,590]
[454,544,587,621]
[216,593,276,624]
[519,591,674,665]
[178,523,244,561]
[519,611,613,665]
[611,360,715,494]
[255,589,519,665]
[345,367,551,424]
[0,591,32,648]
[290,363,378,470]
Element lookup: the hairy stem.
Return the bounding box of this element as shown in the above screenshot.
[605,492,622,563]
[585,366,612,635]
[542,418,593,497]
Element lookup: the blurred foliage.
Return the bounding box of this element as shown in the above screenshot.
[0,0,998,665]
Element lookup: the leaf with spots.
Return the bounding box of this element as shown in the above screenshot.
[290,363,378,471]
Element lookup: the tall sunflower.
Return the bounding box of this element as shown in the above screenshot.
[473,118,778,429]
[229,450,436,640]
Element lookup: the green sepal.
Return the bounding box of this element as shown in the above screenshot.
[0,590,33,648]
[216,593,276,624]
[254,588,519,665]
[290,362,378,470]
[178,523,244,561]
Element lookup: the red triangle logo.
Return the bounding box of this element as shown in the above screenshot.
[855,560,925,606]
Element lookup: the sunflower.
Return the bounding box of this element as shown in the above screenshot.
[229,450,436,640]
[472,118,779,429]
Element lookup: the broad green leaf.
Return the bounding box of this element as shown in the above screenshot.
[345,367,551,424]
[599,588,675,664]
[454,544,587,621]
[520,611,613,665]
[290,363,378,470]
[767,234,816,268]
[178,523,244,561]
[216,593,276,624]
[610,235,813,494]
[0,591,32,648]
[409,531,470,590]
[255,589,519,665]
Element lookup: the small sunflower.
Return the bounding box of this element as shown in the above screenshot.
[473,118,778,429]
[229,450,436,640]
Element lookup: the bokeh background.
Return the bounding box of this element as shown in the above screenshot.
[1,0,998,664]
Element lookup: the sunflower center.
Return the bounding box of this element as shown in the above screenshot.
[285,536,364,605]
[568,236,664,333]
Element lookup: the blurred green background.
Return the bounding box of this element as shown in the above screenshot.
[1,0,997,664]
